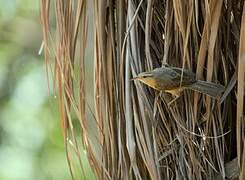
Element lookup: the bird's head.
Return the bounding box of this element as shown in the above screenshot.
[132,71,157,89]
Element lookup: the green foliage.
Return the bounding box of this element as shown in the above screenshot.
[0,1,92,179]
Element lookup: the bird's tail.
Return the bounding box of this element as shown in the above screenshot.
[188,80,225,98]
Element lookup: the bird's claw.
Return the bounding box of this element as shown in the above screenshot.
[167,96,179,107]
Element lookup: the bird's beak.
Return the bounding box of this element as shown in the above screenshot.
[131,76,140,80]
[131,72,153,80]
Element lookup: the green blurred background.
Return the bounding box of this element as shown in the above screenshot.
[0,1,93,179]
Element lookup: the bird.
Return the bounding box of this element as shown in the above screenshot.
[132,66,225,100]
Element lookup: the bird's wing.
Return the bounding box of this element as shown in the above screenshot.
[171,68,196,86]
[154,68,182,89]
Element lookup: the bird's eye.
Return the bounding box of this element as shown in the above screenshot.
[142,75,153,79]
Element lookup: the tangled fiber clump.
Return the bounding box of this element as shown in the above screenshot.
[41,0,245,179]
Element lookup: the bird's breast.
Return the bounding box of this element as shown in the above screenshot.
[139,78,158,89]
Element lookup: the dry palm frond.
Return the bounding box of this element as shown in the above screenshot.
[40,0,245,179]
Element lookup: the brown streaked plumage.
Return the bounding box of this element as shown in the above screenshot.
[133,66,225,98]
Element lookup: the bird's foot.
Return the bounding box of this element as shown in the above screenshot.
[167,96,180,107]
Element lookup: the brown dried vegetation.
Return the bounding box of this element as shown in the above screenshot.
[40,0,245,179]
